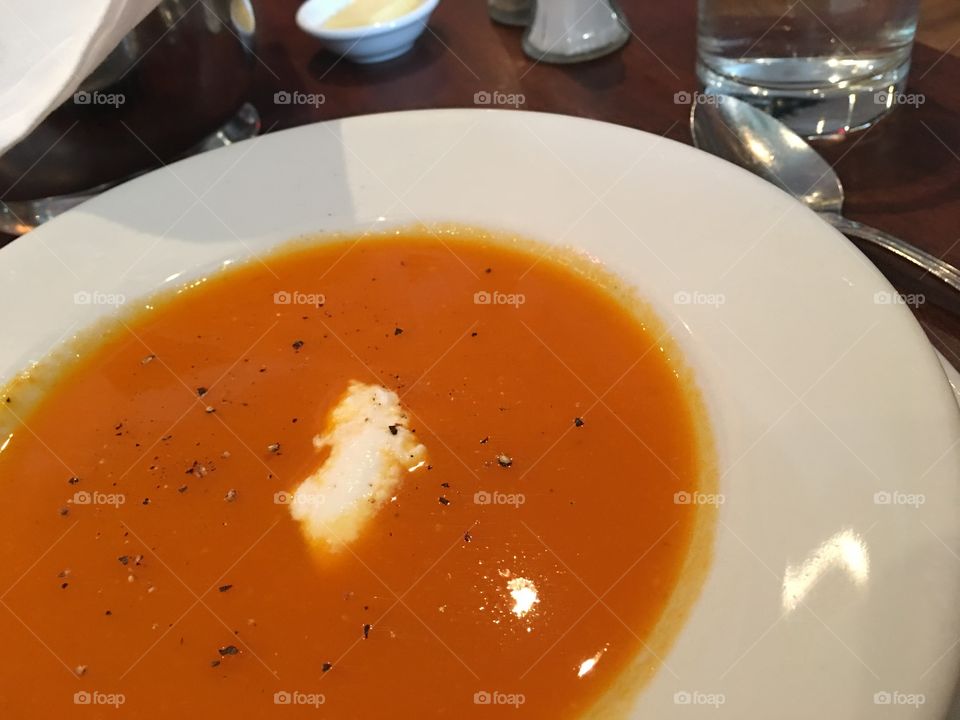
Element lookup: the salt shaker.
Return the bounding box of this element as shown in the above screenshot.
[522,0,629,63]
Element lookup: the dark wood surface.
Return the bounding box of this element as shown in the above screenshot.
[8,0,960,364]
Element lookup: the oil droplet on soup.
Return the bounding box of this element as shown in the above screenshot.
[0,228,715,718]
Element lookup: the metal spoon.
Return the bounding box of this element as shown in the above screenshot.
[691,95,960,293]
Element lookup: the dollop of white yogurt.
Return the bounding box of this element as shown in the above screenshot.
[289,381,427,550]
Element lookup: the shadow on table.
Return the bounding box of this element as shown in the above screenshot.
[306,29,449,90]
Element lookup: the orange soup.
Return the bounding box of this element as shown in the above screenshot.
[0,229,714,718]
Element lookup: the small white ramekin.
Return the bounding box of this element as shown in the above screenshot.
[296,0,441,64]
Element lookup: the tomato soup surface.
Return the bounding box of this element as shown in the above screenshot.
[0,229,714,718]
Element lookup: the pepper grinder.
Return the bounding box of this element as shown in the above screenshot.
[522,0,629,63]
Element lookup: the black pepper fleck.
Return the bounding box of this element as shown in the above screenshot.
[292,340,304,351]
[321,662,333,672]
[574,417,585,427]
[219,584,233,593]
[362,623,372,639]
[439,496,450,506]
[388,425,398,436]
[218,645,239,656]
[196,387,208,397]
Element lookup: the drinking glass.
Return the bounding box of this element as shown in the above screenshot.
[697,0,920,137]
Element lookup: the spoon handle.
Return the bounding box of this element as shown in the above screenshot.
[822,214,960,294]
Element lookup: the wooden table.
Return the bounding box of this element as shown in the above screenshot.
[919,0,960,55]
[6,0,960,365]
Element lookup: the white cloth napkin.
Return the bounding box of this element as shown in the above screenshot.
[0,0,159,155]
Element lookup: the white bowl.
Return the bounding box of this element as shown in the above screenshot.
[295,0,440,64]
[3,110,960,717]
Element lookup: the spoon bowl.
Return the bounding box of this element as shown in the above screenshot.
[691,96,843,214]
